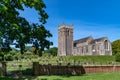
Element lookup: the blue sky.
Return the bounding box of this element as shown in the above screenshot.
[19,0,120,47]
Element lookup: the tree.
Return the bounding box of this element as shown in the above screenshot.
[112,40,120,55]
[115,53,120,62]
[31,24,53,56]
[45,47,58,56]
[0,0,53,54]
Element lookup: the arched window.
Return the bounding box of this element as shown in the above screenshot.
[74,43,76,47]
[86,46,88,53]
[81,47,83,53]
[104,40,108,49]
[67,30,70,36]
[92,45,95,52]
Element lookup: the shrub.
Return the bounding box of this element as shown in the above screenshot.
[115,53,120,62]
[0,57,2,61]
[112,40,120,55]
[45,47,58,56]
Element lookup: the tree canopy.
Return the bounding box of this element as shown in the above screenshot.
[0,0,53,55]
[112,39,120,55]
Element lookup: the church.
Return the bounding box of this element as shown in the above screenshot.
[58,24,112,56]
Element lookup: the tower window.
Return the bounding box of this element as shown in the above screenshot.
[104,40,108,49]
[67,30,70,36]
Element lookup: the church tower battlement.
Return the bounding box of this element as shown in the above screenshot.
[58,24,73,56]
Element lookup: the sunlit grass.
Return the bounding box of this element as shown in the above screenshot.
[35,72,120,80]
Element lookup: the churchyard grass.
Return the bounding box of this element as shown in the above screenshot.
[35,72,120,80]
[1,72,120,80]
[4,55,120,80]
[7,55,118,72]
[6,55,119,77]
[7,61,32,72]
[38,55,118,65]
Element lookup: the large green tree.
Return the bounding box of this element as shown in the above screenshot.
[112,39,120,55]
[0,0,52,55]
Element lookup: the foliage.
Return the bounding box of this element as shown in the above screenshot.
[0,50,4,61]
[0,56,2,61]
[115,53,120,62]
[0,0,52,55]
[45,47,58,56]
[112,40,120,55]
[25,46,32,51]
[0,49,37,61]
[2,49,18,61]
[0,77,14,80]
[31,24,53,56]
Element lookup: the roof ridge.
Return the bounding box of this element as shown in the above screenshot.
[74,36,93,43]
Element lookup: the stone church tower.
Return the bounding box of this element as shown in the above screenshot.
[58,24,73,56]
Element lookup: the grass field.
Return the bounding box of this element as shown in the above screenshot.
[6,55,119,72]
[36,72,120,80]
[1,72,120,80]
[4,55,120,80]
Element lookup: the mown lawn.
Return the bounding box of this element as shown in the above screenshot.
[1,72,120,80]
[33,72,120,80]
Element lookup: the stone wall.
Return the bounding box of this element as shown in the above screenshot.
[33,62,120,75]
[84,66,120,74]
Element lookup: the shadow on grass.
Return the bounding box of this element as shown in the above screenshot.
[61,74,85,77]
[0,76,36,80]
[7,68,37,80]
[0,76,15,80]
[7,68,86,80]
